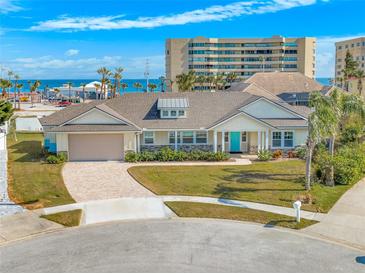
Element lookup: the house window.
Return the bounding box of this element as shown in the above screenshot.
[196,131,207,144]
[144,132,154,144]
[241,131,247,142]
[170,110,177,117]
[169,132,175,144]
[162,110,169,117]
[284,131,294,147]
[182,131,194,144]
[224,132,229,142]
[178,110,185,117]
[272,132,282,147]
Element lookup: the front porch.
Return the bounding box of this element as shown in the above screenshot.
[212,130,270,154]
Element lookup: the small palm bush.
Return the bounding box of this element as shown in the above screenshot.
[257,149,272,161]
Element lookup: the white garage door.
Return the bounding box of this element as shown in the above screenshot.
[68,134,124,161]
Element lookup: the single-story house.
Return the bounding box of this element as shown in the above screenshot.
[40,86,309,161]
[228,71,336,106]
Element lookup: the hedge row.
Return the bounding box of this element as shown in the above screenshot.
[125,147,230,162]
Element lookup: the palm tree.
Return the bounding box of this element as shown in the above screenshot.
[13,74,19,106]
[176,71,196,92]
[133,82,142,92]
[355,70,364,96]
[305,91,338,190]
[113,67,123,97]
[213,74,225,91]
[97,67,111,99]
[121,82,128,93]
[0,79,10,98]
[225,72,238,87]
[326,90,365,186]
[94,83,101,99]
[80,83,86,102]
[66,82,73,102]
[159,76,165,92]
[7,70,14,98]
[30,80,41,107]
[148,83,157,92]
[16,83,23,109]
[195,75,206,91]
[206,75,215,91]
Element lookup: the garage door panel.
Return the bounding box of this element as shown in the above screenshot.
[68,134,124,161]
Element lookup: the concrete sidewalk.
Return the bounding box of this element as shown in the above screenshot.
[162,195,326,221]
[0,211,62,243]
[304,177,365,250]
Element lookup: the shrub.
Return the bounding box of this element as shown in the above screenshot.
[125,151,139,163]
[272,150,282,159]
[46,155,61,164]
[46,153,67,164]
[287,150,296,158]
[295,146,307,160]
[139,151,156,162]
[257,150,272,161]
[314,144,365,185]
[124,149,229,163]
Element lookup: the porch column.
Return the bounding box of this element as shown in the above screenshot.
[174,130,178,151]
[136,133,140,153]
[213,130,218,153]
[257,131,261,151]
[221,130,225,152]
[265,129,269,150]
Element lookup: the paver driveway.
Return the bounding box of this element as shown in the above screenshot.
[62,159,251,202]
[62,162,155,202]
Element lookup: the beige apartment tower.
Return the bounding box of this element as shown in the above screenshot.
[166,36,316,92]
[335,37,365,80]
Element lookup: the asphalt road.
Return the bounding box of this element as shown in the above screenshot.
[0,219,364,272]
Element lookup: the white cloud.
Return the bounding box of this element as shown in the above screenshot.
[316,34,365,78]
[30,0,324,32]
[0,0,22,14]
[65,49,80,56]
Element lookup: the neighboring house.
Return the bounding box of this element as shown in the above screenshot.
[229,72,335,106]
[40,89,309,161]
[15,117,43,132]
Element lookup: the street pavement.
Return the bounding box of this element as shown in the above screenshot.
[0,219,364,272]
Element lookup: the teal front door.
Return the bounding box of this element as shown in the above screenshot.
[230,132,241,152]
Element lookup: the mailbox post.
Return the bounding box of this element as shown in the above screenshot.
[293,200,302,223]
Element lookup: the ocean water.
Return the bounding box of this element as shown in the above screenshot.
[9,79,163,93]
[9,77,332,93]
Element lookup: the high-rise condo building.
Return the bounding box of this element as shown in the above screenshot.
[166,36,316,92]
[335,37,365,93]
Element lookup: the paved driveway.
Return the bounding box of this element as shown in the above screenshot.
[0,219,363,272]
[62,159,251,202]
[62,162,155,202]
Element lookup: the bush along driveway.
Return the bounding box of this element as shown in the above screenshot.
[7,133,74,209]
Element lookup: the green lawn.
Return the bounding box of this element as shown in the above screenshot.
[41,209,82,227]
[7,132,75,209]
[166,202,317,230]
[129,160,352,213]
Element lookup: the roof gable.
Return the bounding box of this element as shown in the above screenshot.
[241,98,305,119]
[67,108,127,125]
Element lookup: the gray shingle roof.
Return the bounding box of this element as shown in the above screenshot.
[40,91,308,132]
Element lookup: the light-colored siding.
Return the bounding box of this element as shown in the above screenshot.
[294,129,308,146]
[214,113,269,131]
[56,133,68,152]
[69,109,122,125]
[124,132,136,152]
[242,99,298,119]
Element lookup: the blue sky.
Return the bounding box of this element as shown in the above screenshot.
[0,0,364,79]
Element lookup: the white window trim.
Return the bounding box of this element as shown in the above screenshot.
[168,131,208,145]
[271,130,294,149]
[160,109,187,119]
[143,132,155,145]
